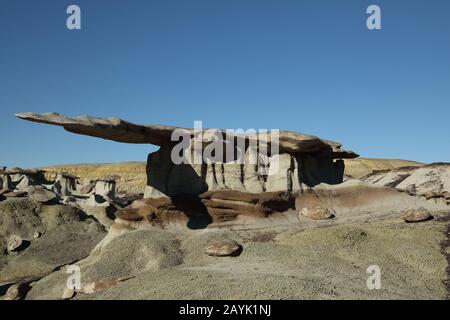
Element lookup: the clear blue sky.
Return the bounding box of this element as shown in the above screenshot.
[1,0,449,168]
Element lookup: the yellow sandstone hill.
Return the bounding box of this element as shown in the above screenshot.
[43,162,147,195]
[42,158,424,195]
[343,158,424,178]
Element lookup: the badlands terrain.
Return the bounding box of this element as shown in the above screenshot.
[42,158,424,195]
[1,159,449,300]
[0,112,448,300]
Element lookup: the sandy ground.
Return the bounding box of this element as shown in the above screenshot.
[25,207,450,300]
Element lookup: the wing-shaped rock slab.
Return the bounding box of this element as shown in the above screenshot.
[15,112,180,146]
[15,112,358,158]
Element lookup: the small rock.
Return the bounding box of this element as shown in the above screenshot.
[299,205,335,220]
[204,239,242,257]
[402,208,433,223]
[33,231,41,239]
[26,185,57,203]
[7,234,23,253]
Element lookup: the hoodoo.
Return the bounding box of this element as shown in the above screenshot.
[15,112,358,196]
[15,112,360,230]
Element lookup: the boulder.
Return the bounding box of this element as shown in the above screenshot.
[26,186,57,203]
[401,208,433,223]
[299,206,335,220]
[204,239,242,257]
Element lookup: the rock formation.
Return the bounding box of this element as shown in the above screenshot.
[16,112,358,199]
[0,165,121,228]
[361,163,450,206]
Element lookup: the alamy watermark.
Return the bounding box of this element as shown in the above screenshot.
[66,265,81,290]
[366,265,381,290]
[170,121,280,175]
[367,5,381,30]
[66,5,81,30]
[65,5,381,32]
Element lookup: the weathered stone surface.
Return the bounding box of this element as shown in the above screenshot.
[401,208,433,222]
[82,195,116,228]
[362,163,450,201]
[299,205,335,220]
[144,145,207,198]
[265,153,297,192]
[201,190,294,220]
[0,198,106,284]
[115,190,294,229]
[0,169,47,193]
[15,112,182,146]
[204,239,242,257]
[242,147,265,193]
[3,281,32,300]
[17,112,358,197]
[52,172,77,197]
[16,112,358,157]
[94,180,116,199]
[26,186,57,203]
[61,288,75,300]
[4,191,27,198]
[80,277,134,295]
[7,235,23,252]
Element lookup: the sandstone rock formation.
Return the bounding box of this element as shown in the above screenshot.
[43,162,146,196]
[343,158,424,179]
[361,163,450,206]
[0,198,106,285]
[0,164,122,228]
[16,112,358,200]
[26,185,57,203]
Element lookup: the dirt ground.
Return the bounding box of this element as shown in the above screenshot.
[25,208,450,300]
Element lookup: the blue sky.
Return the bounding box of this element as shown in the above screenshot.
[1,0,449,168]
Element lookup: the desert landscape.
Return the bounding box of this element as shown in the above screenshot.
[0,112,449,300]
